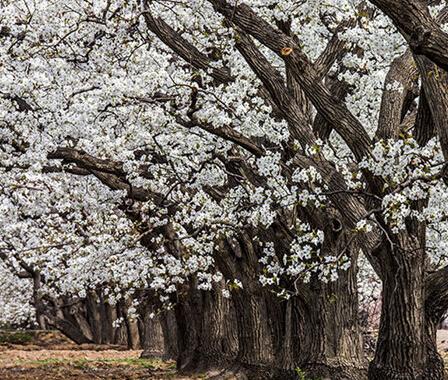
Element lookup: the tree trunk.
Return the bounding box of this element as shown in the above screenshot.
[197,284,238,368]
[49,313,93,344]
[172,281,239,377]
[422,318,446,380]
[32,272,47,329]
[213,227,367,379]
[85,291,102,344]
[126,316,141,349]
[213,234,277,379]
[160,309,178,360]
[232,291,274,367]
[174,285,202,372]
[99,293,115,344]
[116,299,141,349]
[70,305,94,342]
[45,298,94,344]
[297,270,366,380]
[140,304,165,359]
[368,235,430,380]
[292,228,366,380]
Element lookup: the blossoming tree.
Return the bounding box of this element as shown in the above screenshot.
[2,0,448,379]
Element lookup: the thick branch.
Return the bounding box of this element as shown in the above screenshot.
[417,56,448,158]
[48,148,157,202]
[426,265,448,321]
[233,31,316,147]
[376,50,418,140]
[369,0,448,72]
[313,75,350,140]
[293,154,384,277]
[176,116,264,157]
[413,7,448,156]
[207,0,373,161]
[414,88,436,146]
[141,4,232,84]
[314,19,356,78]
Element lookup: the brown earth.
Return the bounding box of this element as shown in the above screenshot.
[0,348,192,379]
[0,330,200,380]
[2,330,448,379]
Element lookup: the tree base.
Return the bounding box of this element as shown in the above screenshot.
[301,362,367,380]
[368,364,447,380]
[204,364,292,380]
[181,361,367,380]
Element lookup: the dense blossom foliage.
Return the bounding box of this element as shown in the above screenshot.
[0,261,34,327]
[1,0,448,332]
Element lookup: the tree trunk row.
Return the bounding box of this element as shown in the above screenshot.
[31,230,447,380]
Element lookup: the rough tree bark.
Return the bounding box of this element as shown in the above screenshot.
[160,310,179,360]
[212,235,277,379]
[118,299,141,350]
[295,228,366,380]
[32,272,47,330]
[368,234,445,380]
[85,291,103,344]
[174,282,238,375]
[207,227,366,380]
[140,303,165,359]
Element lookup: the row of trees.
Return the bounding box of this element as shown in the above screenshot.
[2,0,448,379]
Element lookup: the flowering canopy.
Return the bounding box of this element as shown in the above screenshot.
[1,0,448,320]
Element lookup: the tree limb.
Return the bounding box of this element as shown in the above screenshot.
[369,0,448,72]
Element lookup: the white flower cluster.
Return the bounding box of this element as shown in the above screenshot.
[0,262,35,327]
[259,223,348,292]
[360,138,447,233]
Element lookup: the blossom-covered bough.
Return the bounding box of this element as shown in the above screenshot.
[2,0,448,379]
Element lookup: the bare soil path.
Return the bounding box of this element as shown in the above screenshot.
[0,331,200,380]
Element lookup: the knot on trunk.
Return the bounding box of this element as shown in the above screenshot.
[330,218,343,233]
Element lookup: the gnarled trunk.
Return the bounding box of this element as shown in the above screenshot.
[197,285,238,368]
[174,285,203,371]
[368,235,433,380]
[49,317,93,344]
[85,291,103,343]
[294,228,366,380]
[174,282,237,374]
[208,228,367,379]
[118,299,141,349]
[230,290,276,378]
[422,318,446,380]
[296,269,366,380]
[214,234,277,379]
[32,272,48,330]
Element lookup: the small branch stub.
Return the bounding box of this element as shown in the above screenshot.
[281,47,293,56]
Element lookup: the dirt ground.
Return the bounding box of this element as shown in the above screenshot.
[1,330,448,379]
[0,331,199,380]
[0,348,197,379]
